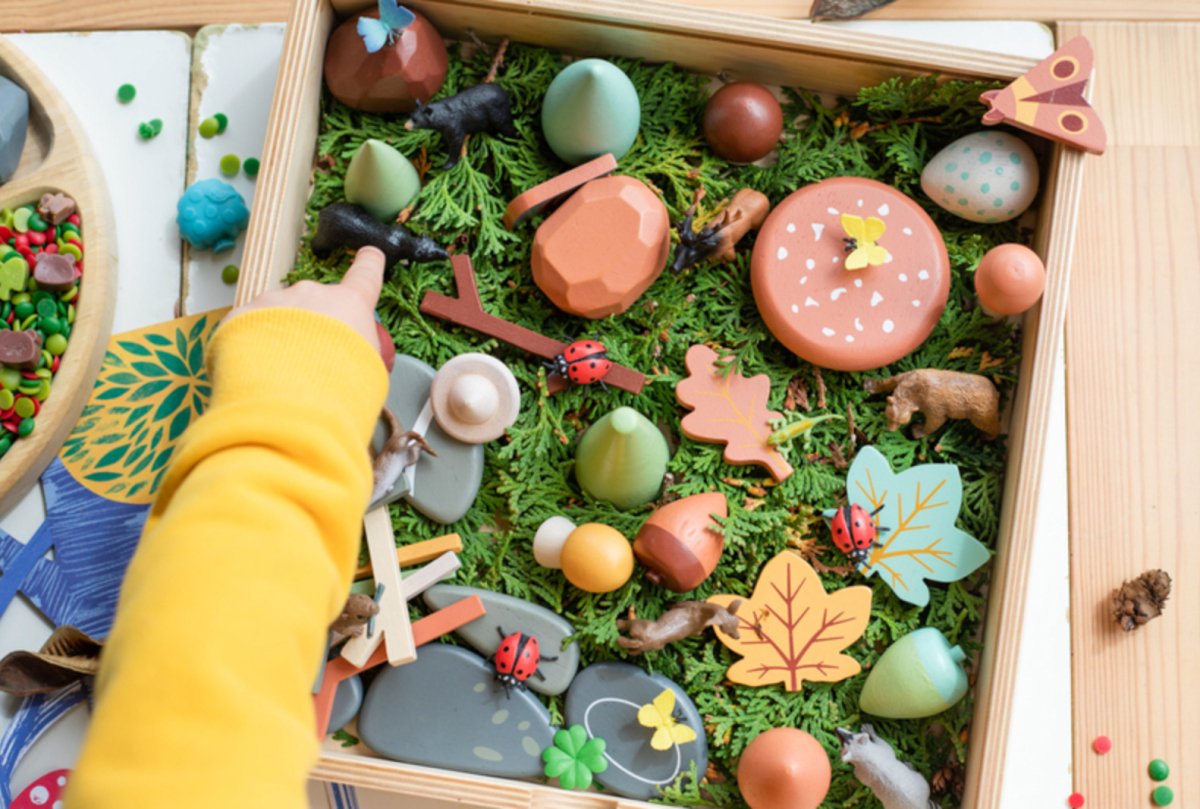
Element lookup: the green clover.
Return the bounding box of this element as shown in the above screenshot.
[542,725,608,791]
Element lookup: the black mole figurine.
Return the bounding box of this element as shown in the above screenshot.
[404,83,517,169]
[311,202,448,271]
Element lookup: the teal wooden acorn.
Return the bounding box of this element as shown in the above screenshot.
[575,406,669,509]
[541,59,640,165]
[343,139,421,221]
[859,627,969,719]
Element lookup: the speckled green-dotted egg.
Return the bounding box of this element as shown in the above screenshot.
[920,131,1038,224]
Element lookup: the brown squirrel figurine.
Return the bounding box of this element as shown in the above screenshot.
[329,593,380,646]
[615,600,742,655]
[864,369,1001,438]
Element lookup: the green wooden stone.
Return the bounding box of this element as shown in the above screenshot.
[574,406,668,509]
[541,59,640,165]
[343,139,421,221]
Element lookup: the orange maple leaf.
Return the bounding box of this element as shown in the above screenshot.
[707,552,871,691]
[675,345,793,482]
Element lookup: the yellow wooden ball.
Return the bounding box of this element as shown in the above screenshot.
[560,523,634,593]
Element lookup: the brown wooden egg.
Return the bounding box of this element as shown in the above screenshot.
[738,727,832,809]
[703,82,784,164]
[974,243,1046,315]
[531,175,670,319]
[634,492,727,592]
[323,9,448,113]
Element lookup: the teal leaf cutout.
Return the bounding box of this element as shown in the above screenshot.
[156,349,189,377]
[845,446,990,608]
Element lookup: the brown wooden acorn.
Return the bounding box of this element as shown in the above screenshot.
[633,492,727,592]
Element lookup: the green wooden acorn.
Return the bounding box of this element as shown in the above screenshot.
[344,139,421,221]
[541,59,640,165]
[574,406,669,509]
[859,627,968,719]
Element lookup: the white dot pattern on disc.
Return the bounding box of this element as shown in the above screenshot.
[912,300,921,307]
[903,227,913,235]
[786,223,796,233]
[822,327,835,336]
[854,278,863,288]
[831,288,847,301]
[812,223,824,240]
[878,203,890,216]
[918,269,930,280]
[777,246,788,260]
[791,304,799,313]
[806,258,815,270]
[899,273,908,282]
[805,296,819,307]
[883,319,895,333]
[845,335,854,342]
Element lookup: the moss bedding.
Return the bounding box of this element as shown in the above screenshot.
[292,41,1030,809]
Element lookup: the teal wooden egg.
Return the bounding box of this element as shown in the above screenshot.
[859,627,968,719]
[575,406,669,509]
[344,139,421,221]
[541,59,641,165]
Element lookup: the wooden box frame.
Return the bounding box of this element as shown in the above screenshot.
[239,3,1085,807]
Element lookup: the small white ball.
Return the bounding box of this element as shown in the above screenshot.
[533,516,577,569]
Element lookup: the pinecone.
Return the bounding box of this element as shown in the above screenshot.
[1111,569,1172,631]
[931,764,965,800]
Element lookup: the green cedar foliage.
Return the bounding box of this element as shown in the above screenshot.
[293,42,1027,808]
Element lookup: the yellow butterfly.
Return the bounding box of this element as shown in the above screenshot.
[637,689,698,751]
[840,214,891,270]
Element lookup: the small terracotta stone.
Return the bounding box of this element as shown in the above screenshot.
[0,330,42,370]
[703,82,783,164]
[532,175,669,319]
[323,8,448,114]
[751,177,950,371]
[974,243,1046,315]
[37,193,76,225]
[32,252,77,292]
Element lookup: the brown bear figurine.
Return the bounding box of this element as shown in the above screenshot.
[864,369,1001,438]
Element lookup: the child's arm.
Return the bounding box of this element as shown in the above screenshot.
[66,249,390,809]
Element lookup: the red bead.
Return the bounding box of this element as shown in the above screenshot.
[13,234,28,250]
[26,230,46,247]
[18,249,35,264]
[0,409,12,421]
[51,355,60,372]
[1091,736,1111,755]
[2,421,17,434]
[43,243,57,254]
[20,372,38,380]
[67,213,81,226]
[1068,792,1085,808]
[0,226,11,241]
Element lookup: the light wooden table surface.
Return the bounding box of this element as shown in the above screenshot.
[2,2,1194,807]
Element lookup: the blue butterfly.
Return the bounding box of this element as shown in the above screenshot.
[357,0,416,53]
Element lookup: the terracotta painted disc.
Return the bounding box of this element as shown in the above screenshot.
[751,177,949,371]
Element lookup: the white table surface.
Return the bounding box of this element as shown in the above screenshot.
[1,21,1070,809]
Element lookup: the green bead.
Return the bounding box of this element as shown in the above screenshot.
[1148,759,1170,781]
[219,154,241,177]
[542,59,641,165]
[1152,786,1174,806]
[39,315,62,335]
[0,390,12,409]
[17,417,34,437]
[221,264,240,285]
[36,380,50,401]
[27,213,48,232]
[117,82,137,103]
[13,397,34,418]
[0,368,19,390]
[35,297,56,319]
[198,117,220,139]
[11,208,31,233]
[243,157,260,178]
[0,435,11,456]
[214,112,229,133]
[60,243,82,261]
[574,406,669,509]
[138,118,164,140]
[45,333,68,356]
[13,301,32,319]
[860,628,969,719]
[343,139,420,221]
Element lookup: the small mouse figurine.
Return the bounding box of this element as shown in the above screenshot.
[864,369,1001,438]
[837,725,936,809]
[405,83,517,168]
[328,593,381,646]
[671,188,770,272]
[615,600,742,655]
[311,202,448,271]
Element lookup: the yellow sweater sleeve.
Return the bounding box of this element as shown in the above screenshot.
[66,308,388,809]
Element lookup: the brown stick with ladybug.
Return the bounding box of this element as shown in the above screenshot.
[822,504,890,573]
[490,628,558,698]
[544,339,614,389]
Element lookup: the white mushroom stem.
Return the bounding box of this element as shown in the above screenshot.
[533,516,577,569]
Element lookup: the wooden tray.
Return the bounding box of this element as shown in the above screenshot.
[239,3,1087,807]
[0,39,116,514]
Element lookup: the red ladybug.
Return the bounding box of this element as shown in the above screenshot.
[829,503,889,570]
[491,628,557,697]
[547,340,613,387]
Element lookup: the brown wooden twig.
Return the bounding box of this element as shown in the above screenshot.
[419,254,646,394]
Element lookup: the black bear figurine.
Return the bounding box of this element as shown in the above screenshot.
[311,203,448,271]
[404,83,517,169]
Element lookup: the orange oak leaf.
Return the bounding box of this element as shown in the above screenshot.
[675,345,793,482]
[707,551,871,691]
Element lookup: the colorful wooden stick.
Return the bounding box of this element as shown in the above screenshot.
[354,532,463,580]
[342,508,415,667]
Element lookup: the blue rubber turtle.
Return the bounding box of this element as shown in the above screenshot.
[176,178,250,252]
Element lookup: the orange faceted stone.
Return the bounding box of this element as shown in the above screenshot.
[531,175,670,319]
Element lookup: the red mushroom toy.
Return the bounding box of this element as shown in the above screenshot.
[11,769,69,809]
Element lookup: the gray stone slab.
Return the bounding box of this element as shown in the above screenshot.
[422,584,579,696]
[564,662,708,800]
[0,76,30,184]
[359,644,555,779]
[328,674,363,734]
[370,354,484,524]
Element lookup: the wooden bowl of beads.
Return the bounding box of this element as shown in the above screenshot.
[0,39,116,513]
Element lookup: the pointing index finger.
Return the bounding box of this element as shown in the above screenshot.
[340,246,386,307]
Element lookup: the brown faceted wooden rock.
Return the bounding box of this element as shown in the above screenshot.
[634,492,727,592]
[751,177,949,371]
[323,9,448,114]
[531,175,670,319]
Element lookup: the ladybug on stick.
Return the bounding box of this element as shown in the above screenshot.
[491,627,557,697]
[823,503,890,572]
[546,339,613,388]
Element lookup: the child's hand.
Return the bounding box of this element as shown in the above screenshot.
[228,247,393,364]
